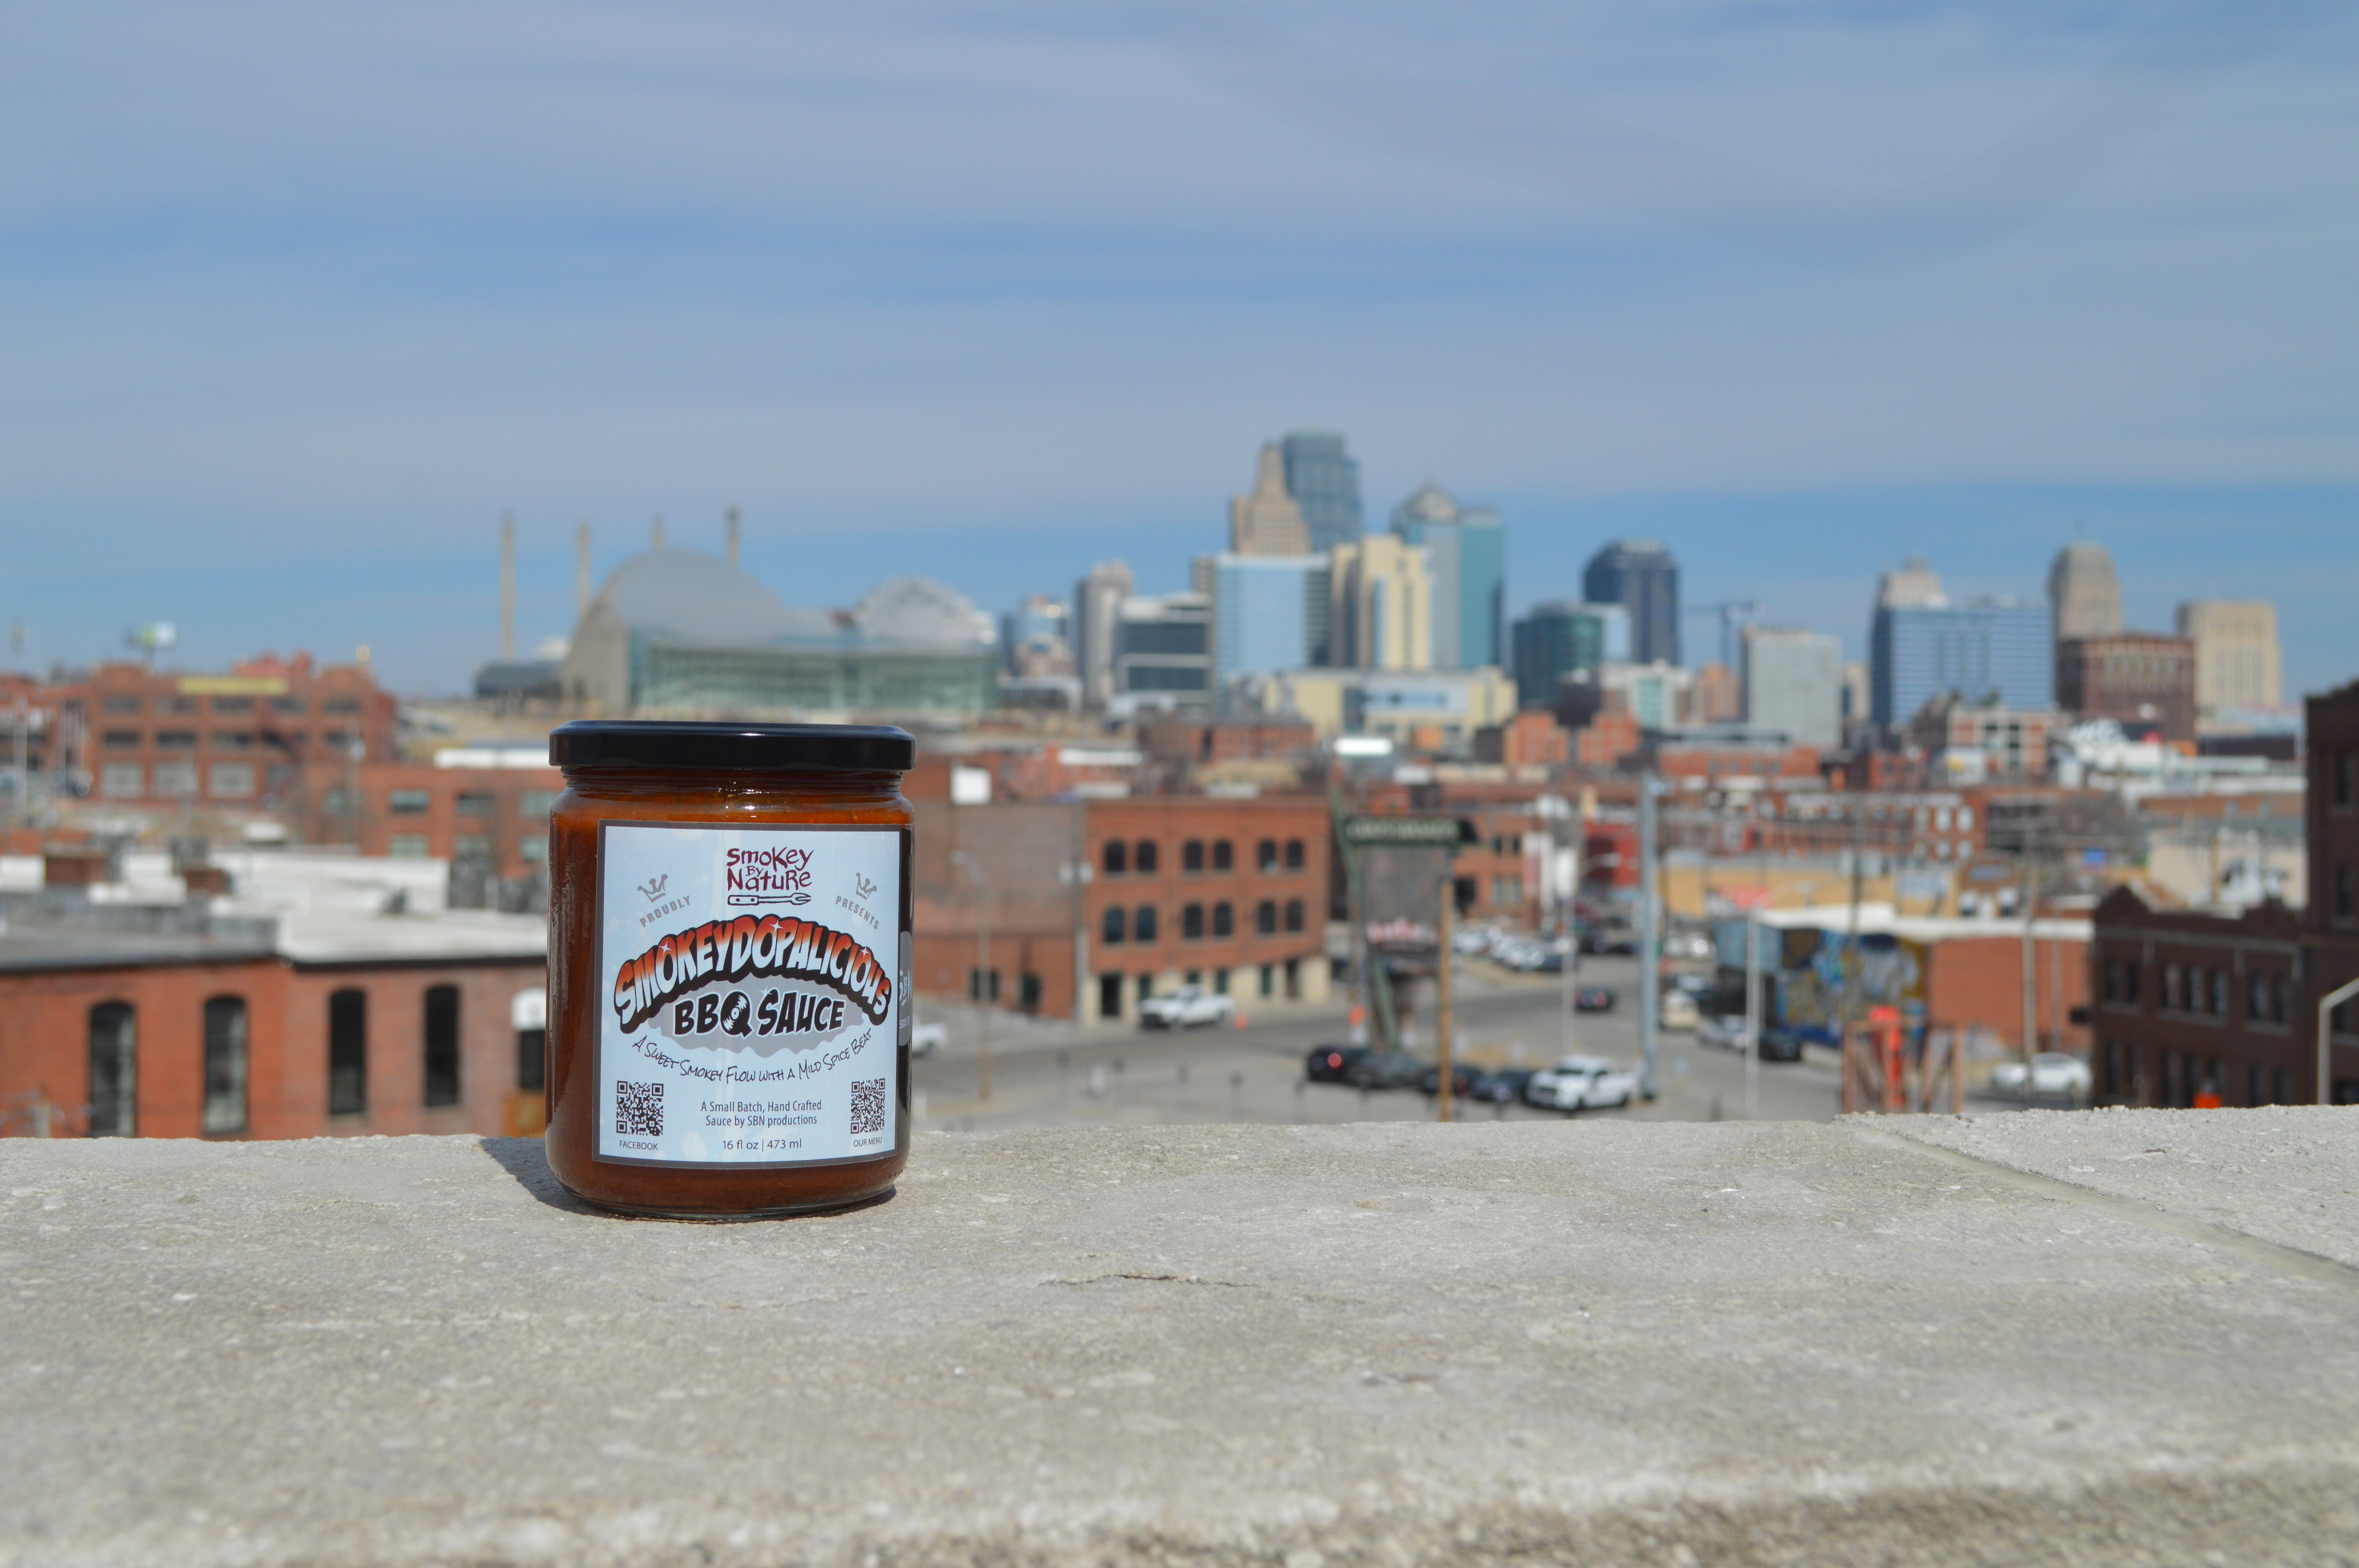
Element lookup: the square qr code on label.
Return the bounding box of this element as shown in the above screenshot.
[615,1080,664,1137]
[849,1077,887,1136]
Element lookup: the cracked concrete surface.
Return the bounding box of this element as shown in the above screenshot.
[2,1112,2356,1566]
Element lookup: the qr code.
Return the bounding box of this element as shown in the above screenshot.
[614,1080,664,1137]
[849,1078,887,1136]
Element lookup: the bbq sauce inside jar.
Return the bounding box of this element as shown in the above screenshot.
[543,721,914,1218]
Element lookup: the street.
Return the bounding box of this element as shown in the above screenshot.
[910,953,1855,1132]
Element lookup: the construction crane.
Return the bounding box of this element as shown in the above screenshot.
[1682,600,1760,669]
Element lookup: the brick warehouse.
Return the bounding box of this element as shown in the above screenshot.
[2091,676,2359,1104]
[909,791,1332,1024]
[0,860,547,1141]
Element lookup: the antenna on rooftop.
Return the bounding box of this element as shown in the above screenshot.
[725,505,742,570]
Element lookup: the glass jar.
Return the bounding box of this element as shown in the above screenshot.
[543,720,915,1218]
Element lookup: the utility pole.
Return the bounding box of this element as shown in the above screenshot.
[1436,879,1455,1122]
[1638,776,1661,1100]
[2020,822,2038,1110]
[951,850,992,1103]
[1744,904,1761,1121]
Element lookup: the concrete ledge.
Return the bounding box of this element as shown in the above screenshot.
[5,1111,2358,1566]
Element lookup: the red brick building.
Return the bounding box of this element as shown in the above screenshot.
[48,655,397,810]
[910,792,1333,1023]
[287,757,563,892]
[0,899,547,1141]
[2091,676,2359,1104]
[2058,633,2197,742]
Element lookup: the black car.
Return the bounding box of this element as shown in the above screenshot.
[1467,1067,1537,1105]
[1305,1045,1365,1083]
[1344,1049,1427,1089]
[1418,1061,1481,1098]
[1757,1027,1805,1063]
[1574,986,1616,1013]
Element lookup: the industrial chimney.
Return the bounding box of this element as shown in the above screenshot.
[651,515,667,551]
[575,520,592,616]
[725,506,742,570]
[498,512,516,661]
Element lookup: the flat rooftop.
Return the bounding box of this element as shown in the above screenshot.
[3,1108,2355,1565]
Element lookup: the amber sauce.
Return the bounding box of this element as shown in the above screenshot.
[544,764,913,1217]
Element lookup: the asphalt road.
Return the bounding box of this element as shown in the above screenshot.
[910,954,1854,1132]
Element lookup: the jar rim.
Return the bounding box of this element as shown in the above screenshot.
[550,720,914,774]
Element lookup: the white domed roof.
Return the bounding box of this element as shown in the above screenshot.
[851,577,995,647]
[594,549,800,645]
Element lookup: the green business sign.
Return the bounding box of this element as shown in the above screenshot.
[1341,816,1473,848]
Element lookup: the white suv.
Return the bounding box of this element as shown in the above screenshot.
[1138,986,1238,1030]
[1524,1056,1639,1112]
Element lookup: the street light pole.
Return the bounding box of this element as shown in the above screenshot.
[2319,976,2359,1107]
[1744,906,1761,1121]
[1436,877,1455,1123]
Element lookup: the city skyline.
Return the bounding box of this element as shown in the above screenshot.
[4,5,2352,696]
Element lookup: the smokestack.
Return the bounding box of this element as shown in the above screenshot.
[651,515,667,551]
[498,512,516,661]
[725,505,742,570]
[574,520,592,616]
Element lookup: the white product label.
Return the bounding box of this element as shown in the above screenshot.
[594,821,904,1168]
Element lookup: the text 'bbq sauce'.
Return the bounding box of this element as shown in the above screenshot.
[544,720,915,1217]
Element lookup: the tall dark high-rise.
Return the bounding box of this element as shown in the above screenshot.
[1279,431,1363,554]
[1581,540,1680,666]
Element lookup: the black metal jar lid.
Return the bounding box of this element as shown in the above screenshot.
[549,720,914,773]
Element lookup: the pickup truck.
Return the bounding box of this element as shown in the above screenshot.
[1523,1055,1640,1112]
[1138,986,1237,1030]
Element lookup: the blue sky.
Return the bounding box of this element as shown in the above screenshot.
[3,2,2354,695]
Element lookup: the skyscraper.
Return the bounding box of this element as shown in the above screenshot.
[1328,535,1433,671]
[1870,592,2052,728]
[2048,542,2124,642]
[1280,431,1363,554]
[1073,560,1135,712]
[1209,553,1330,690]
[2175,600,2283,712]
[1741,626,1843,748]
[1582,541,1679,666]
[1229,444,1312,556]
[1510,603,1608,710]
[1390,483,1505,671]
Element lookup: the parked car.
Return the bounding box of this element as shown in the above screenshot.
[1699,1015,1753,1053]
[1139,986,1236,1030]
[1991,1053,2093,1100]
[1524,1055,1640,1112]
[910,1018,948,1058]
[1574,986,1616,1013]
[1663,931,1714,962]
[1418,1061,1482,1098]
[1659,991,1700,1031]
[1453,926,1499,956]
[1579,924,1637,956]
[1467,1067,1537,1105]
[1341,1049,1427,1090]
[1305,1045,1365,1083]
[1757,1027,1804,1063]
[1305,1045,1361,1082]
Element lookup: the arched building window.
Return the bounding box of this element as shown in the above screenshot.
[1134,905,1159,943]
[1102,840,1127,876]
[1284,899,1306,933]
[1182,903,1205,940]
[202,996,248,1134]
[1257,839,1278,872]
[1102,907,1127,945]
[513,988,546,1094]
[1256,900,1277,935]
[1183,840,1205,873]
[1212,902,1234,937]
[87,1002,136,1138]
[423,985,462,1108]
[1212,840,1233,873]
[329,989,367,1116]
[1134,840,1159,875]
[1285,838,1305,870]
